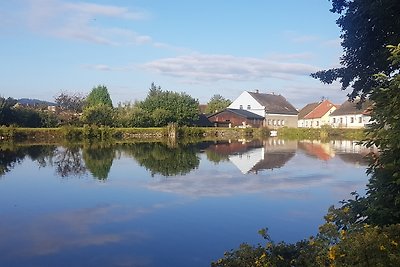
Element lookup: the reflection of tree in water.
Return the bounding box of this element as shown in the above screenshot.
[54,145,86,178]
[0,145,56,176]
[122,142,200,176]
[205,150,230,164]
[82,144,115,180]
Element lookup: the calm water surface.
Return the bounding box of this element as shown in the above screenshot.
[0,139,371,267]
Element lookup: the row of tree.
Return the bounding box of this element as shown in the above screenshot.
[0,84,232,128]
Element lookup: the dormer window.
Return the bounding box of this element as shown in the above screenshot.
[247,105,251,109]
[239,105,243,109]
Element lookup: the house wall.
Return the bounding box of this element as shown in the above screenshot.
[298,106,336,128]
[265,114,298,128]
[330,114,371,128]
[228,91,265,117]
[208,110,263,128]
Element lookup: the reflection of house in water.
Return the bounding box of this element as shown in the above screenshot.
[228,139,297,174]
[331,140,375,166]
[298,140,335,161]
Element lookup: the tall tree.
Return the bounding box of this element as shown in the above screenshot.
[85,85,113,108]
[140,83,199,126]
[311,0,400,99]
[312,0,400,226]
[205,94,232,114]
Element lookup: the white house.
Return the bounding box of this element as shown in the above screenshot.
[330,99,372,128]
[228,90,298,128]
[298,100,338,128]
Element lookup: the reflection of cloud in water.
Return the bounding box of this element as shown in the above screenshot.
[0,202,175,261]
[146,170,349,198]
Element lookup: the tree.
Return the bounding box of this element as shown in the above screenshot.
[0,97,17,125]
[139,83,199,126]
[361,44,400,225]
[81,104,114,126]
[85,85,113,108]
[205,94,232,114]
[311,0,400,99]
[55,91,86,113]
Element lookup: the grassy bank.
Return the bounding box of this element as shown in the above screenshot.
[0,125,364,143]
[278,126,366,141]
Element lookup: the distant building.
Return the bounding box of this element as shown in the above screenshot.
[298,100,338,128]
[330,99,373,128]
[228,90,298,128]
[207,108,264,128]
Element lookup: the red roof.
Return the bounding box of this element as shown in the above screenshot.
[303,100,337,119]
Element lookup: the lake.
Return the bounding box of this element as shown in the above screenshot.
[0,139,372,267]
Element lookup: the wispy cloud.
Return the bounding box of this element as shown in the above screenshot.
[23,0,151,45]
[142,54,319,83]
[82,63,136,72]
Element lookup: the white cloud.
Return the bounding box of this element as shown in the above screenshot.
[23,0,151,45]
[142,54,319,83]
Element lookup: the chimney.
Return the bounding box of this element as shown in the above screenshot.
[255,89,259,93]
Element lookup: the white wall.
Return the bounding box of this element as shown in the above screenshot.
[330,114,371,128]
[228,91,265,117]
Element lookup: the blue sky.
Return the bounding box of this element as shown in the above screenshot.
[1,0,347,108]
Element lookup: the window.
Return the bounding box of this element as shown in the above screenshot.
[247,105,251,109]
[273,120,276,126]
[281,120,285,126]
[358,117,362,123]
[277,120,281,126]
[239,105,243,109]
[333,118,336,123]
[267,119,271,125]
[316,121,319,126]
[305,121,308,126]
[340,118,343,124]
[350,117,354,123]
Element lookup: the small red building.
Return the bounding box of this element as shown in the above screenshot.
[207,108,264,128]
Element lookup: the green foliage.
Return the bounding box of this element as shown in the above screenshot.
[151,108,172,127]
[81,104,114,126]
[359,44,400,225]
[114,103,152,127]
[85,85,113,108]
[0,97,17,125]
[177,126,205,137]
[205,94,232,114]
[311,0,400,99]
[139,83,199,126]
[212,207,400,267]
[278,127,365,140]
[60,125,83,141]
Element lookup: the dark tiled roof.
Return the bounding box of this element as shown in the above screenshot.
[226,108,265,119]
[298,102,319,119]
[248,92,298,115]
[209,108,264,120]
[330,99,373,116]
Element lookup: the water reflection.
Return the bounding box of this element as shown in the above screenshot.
[54,145,86,177]
[0,139,372,267]
[120,142,200,177]
[82,144,115,180]
[0,145,56,176]
[0,139,375,179]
